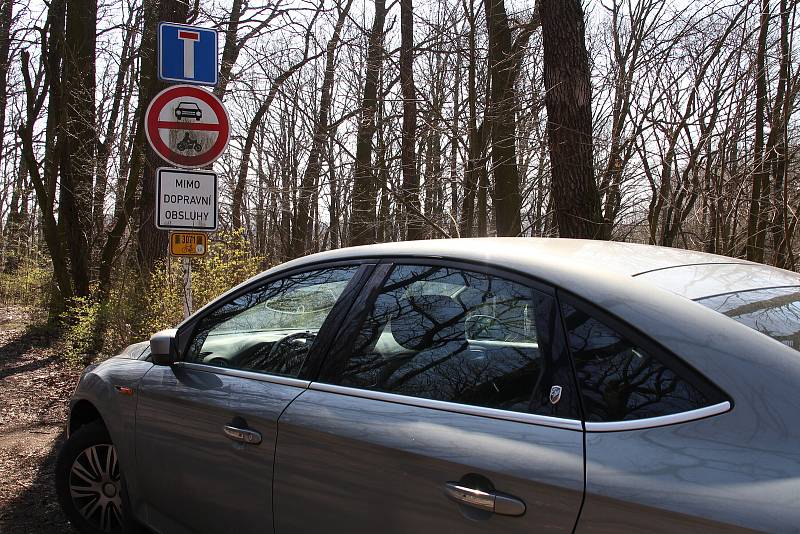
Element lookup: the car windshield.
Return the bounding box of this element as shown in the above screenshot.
[696,286,800,352]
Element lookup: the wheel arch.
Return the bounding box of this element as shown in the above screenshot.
[68,398,105,438]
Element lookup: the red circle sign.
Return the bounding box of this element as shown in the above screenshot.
[145,85,230,168]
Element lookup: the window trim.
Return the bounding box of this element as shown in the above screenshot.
[176,260,376,381]
[557,289,733,430]
[308,382,583,431]
[584,401,731,432]
[315,258,583,425]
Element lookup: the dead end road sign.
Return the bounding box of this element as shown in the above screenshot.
[158,22,219,86]
[170,232,209,257]
[156,167,218,231]
[145,85,230,168]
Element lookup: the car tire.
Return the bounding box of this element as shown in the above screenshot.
[55,421,137,534]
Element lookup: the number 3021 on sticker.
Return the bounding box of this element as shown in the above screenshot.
[169,232,209,257]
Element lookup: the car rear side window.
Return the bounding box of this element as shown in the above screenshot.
[697,287,800,352]
[324,264,577,418]
[561,302,721,422]
[185,266,357,377]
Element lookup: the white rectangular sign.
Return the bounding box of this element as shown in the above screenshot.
[156,167,218,231]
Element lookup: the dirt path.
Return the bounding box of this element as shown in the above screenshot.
[0,306,80,533]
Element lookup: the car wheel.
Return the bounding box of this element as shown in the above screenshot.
[55,421,133,534]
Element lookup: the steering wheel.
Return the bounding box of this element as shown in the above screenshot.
[266,332,317,375]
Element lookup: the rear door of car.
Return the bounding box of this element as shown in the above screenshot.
[273,261,585,533]
[134,262,372,534]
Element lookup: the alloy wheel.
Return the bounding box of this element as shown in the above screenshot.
[68,444,123,533]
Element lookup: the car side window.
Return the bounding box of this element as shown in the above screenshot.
[328,264,566,416]
[185,266,358,377]
[561,302,718,422]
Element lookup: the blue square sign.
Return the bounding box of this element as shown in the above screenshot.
[158,22,218,86]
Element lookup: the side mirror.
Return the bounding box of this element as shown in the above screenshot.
[150,329,178,366]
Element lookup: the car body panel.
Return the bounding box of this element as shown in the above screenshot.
[68,356,154,509]
[578,412,798,533]
[134,363,304,534]
[274,388,584,533]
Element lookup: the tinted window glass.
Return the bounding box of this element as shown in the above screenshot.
[561,303,713,422]
[332,264,558,415]
[186,267,357,377]
[698,287,800,352]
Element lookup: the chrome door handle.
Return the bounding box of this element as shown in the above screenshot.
[443,482,526,516]
[223,425,262,445]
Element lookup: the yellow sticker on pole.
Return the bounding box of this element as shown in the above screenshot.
[170,232,209,257]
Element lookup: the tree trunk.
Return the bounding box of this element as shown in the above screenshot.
[348,0,386,246]
[400,0,422,241]
[484,0,522,236]
[0,0,11,153]
[540,0,602,239]
[58,0,97,297]
[746,0,770,262]
[136,0,188,273]
[214,0,243,98]
[460,0,480,238]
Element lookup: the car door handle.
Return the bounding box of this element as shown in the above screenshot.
[443,482,526,516]
[223,425,262,445]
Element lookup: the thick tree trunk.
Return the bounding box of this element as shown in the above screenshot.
[540,0,602,239]
[484,0,522,236]
[349,0,386,246]
[136,0,188,273]
[59,0,97,297]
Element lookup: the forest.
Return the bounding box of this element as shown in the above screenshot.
[0,0,798,357]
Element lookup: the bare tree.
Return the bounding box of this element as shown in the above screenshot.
[540,0,602,238]
[349,0,387,246]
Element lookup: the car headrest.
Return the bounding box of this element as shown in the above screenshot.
[390,294,467,351]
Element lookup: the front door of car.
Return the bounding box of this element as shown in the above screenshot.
[273,262,585,533]
[134,265,366,534]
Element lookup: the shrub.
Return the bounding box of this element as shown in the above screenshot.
[60,296,104,365]
[132,229,267,342]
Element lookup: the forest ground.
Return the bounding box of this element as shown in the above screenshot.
[0,306,77,533]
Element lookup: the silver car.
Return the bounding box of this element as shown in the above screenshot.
[56,238,800,534]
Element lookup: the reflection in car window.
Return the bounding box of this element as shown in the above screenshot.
[697,287,800,352]
[561,303,713,422]
[186,267,357,377]
[332,264,554,415]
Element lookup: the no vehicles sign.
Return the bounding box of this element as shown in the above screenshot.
[156,168,218,231]
[145,85,230,169]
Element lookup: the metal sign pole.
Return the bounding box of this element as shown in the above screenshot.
[182,257,193,319]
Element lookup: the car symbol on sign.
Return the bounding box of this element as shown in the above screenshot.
[175,101,202,121]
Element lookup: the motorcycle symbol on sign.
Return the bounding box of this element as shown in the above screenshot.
[177,132,202,152]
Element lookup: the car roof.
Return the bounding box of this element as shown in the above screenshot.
[188,238,798,324]
[277,237,797,298]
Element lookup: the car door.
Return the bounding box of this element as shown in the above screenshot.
[273,262,585,533]
[134,264,368,534]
